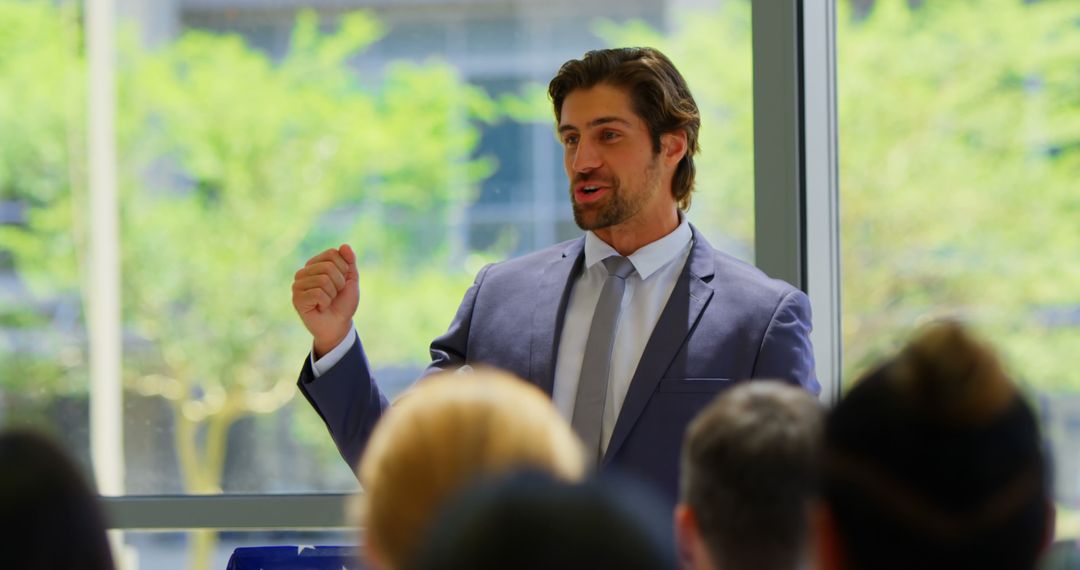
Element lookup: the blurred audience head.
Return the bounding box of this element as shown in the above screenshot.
[0,429,115,570]
[410,471,675,570]
[356,367,585,570]
[676,380,824,570]
[817,321,1051,570]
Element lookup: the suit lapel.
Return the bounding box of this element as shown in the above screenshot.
[529,238,585,397]
[603,226,717,464]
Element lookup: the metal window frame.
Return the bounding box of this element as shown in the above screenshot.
[99,0,842,531]
[753,0,841,404]
[103,494,353,530]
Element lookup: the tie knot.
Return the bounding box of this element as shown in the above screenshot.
[601,256,635,280]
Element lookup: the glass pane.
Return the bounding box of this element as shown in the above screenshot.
[1,0,754,496]
[0,0,94,475]
[837,0,1080,541]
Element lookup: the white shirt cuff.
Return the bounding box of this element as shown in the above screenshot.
[310,326,358,378]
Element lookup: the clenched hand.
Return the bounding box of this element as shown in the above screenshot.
[292,244,359,358]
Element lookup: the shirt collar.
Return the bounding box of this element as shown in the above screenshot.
[583,213,693,280]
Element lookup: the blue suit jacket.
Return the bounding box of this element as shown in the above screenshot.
[298,225,819,504]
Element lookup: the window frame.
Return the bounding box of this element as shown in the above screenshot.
[753,0,841,405]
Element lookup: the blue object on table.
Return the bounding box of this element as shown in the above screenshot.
[226,546,362,570]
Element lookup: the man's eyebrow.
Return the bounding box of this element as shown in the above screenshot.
[558,116,633,134]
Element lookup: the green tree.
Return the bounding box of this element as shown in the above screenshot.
[0,1,86,405]
[834,0,1080,388]
[1,4,494,568]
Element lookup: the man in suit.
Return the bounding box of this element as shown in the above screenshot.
[291,47,819,504]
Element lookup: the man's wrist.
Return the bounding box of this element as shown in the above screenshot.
[310,326,357,379]
[313,326,352,359]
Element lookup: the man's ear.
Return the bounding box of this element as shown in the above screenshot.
[361,534,386,570]
[660,131,688,167]
[1042,500,1057,554]
[674,503,701,569]
[810,501,846,570]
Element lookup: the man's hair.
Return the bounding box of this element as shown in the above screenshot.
[0,430,115,570]
[824,321,1050,570]
[548,47,701,210]
[357,368,585,570]
[680,381,824,570]
[411,471,675,570]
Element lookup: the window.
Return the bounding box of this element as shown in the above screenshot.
[837,0,1080,539]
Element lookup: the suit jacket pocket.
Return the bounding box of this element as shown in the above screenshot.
[657,377,733,393]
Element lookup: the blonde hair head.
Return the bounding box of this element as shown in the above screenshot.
[357,368,585,570]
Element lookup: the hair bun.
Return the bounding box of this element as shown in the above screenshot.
[891,320,1016,425]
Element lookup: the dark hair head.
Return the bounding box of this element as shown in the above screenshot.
[548,47,701,210]
[410,471,675,570]
[824,321,1050,570]
[680,381,824,570]
[0,429,115,570]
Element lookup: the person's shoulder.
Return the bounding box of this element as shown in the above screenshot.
[714,249,796,293]
[688,229,794,290]
[691,235,803,311]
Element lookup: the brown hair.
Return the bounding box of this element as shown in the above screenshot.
[0,430,115,570]
[823,321,1049,569]
[357,369,585,570]
[888,320,1016,425]
[548,47,701,210]
[680,381,823,570]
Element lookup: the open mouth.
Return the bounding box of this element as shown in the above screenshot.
[574,184,609,203]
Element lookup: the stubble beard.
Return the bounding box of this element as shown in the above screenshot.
[570,156,661,231]
[572,176,627,230]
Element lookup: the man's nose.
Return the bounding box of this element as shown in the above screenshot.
[572,139,601,173]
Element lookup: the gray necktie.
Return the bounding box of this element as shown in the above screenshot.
[572,255,635,465]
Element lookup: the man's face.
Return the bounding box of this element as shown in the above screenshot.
[558,83,672,231]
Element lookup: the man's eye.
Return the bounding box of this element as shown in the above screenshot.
[563,135,579,146]
[601,131,620,141]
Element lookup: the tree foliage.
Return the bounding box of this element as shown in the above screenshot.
[0,1,85,398]
[1,0,495,472]
[2,4,496,567]
[834,0,1080,388]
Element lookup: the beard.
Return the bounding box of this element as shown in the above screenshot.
[570,156,661,231]
[571,175,629,230]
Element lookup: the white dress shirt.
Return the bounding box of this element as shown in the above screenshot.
[551,218,692,453]
[312,217,694,452]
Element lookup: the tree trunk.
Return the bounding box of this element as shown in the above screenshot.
[173,401,236,570]
[189,529,219,570]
